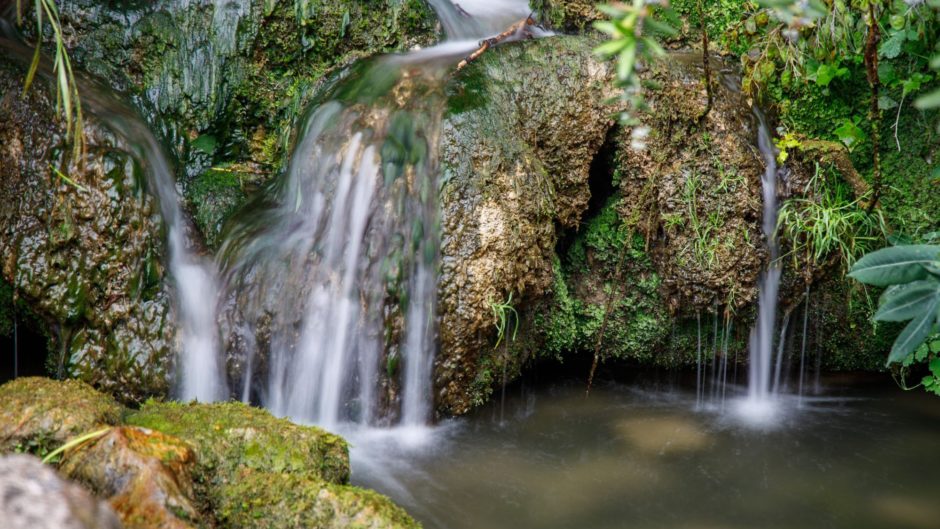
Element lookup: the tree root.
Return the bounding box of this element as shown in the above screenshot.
[456,16,537,71]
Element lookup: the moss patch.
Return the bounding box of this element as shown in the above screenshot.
[0,377,122,455]
[126,400,349,485]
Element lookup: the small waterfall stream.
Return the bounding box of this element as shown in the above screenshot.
[738,107,786,420]
[207,0,539,429]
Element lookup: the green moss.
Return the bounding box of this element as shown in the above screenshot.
[0,377,122,455]
[185,165,257,249]
[811,279,896,372]
[534,257,579,360]
[126,400,420,528]
[528,197,675,366]
[215,468,420,529]
[126,400,349,485]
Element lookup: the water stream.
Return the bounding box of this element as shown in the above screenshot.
[739,107,786,421]
[209,0,540,429]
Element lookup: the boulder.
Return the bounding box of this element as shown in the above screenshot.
[0,51,174,403]
[0,454,123,529]
[127,400,418,528]
[0,377,121,454]
[60,426,202,529]
[437,36,619,414]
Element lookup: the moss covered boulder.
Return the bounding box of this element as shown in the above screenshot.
[436,36,619,414]
[214,469,420,529]
[0,52,174,403]
[0,377,122,455]
[60,426,201,529]
[127,400,417,528]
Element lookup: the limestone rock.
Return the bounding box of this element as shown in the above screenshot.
[437,36,619,414]
[0,51,174,403]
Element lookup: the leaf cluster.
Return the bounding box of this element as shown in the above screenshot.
[849,243,940,366]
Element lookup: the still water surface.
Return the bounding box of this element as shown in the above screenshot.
[348,374,940,529]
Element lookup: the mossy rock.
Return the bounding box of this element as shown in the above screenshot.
[61,426,202,529]
[531,0,603,32]
[437,36,619,414]
[0,377,122,455]
[126,401,419,528]
[0,53,174,404]
[215,468,420,529]
[126,400,349,485]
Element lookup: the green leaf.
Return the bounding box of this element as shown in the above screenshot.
[594,38,628,57]
[887,298,940,364]
[617,43,637,82]
[874,280,940,322]
[593,20,619,36]
[879,30,906,60]
[833,118,866,151]
[814,63,847,87]
[848,245,940,286]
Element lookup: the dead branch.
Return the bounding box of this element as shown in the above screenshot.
[456,16,536,71]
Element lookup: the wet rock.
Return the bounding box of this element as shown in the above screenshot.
[47,0,438,182]
[126,400,349,484]
[435,44,776,413]
[126,400,419,528]
[437,36,619,414]
[0,453,123,529]
[214,468,420,529]
[59,426,201,529]
[0,53,174,403]
[0,377,121,454]
[531,0,603,32]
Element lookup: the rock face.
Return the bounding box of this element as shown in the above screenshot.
[436,36,619,414]
[0,454,123,529]
[0,52,174,403]
[48,0,438,246]
[616,53,765,311]
[0,377,121,454]
[60,426,202,529]
[434,41,772,413]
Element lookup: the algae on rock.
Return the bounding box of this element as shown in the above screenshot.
[0,377,121,455]
[0,54,174,403]
[436,36,620,414]
[126,400,419,529]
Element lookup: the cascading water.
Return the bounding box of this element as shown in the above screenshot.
[208,0,540,430]
[738,107,785,420]
[0,24,228,402]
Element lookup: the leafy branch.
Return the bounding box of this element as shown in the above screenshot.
[593,0,677,149]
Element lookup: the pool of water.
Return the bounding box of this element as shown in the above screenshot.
[346,374,940,529]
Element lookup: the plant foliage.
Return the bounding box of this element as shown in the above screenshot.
[16,0,84,160]
[849,244,940,371]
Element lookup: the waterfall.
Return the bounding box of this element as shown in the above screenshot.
[739,107,784,419]
[208,0,538,429]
